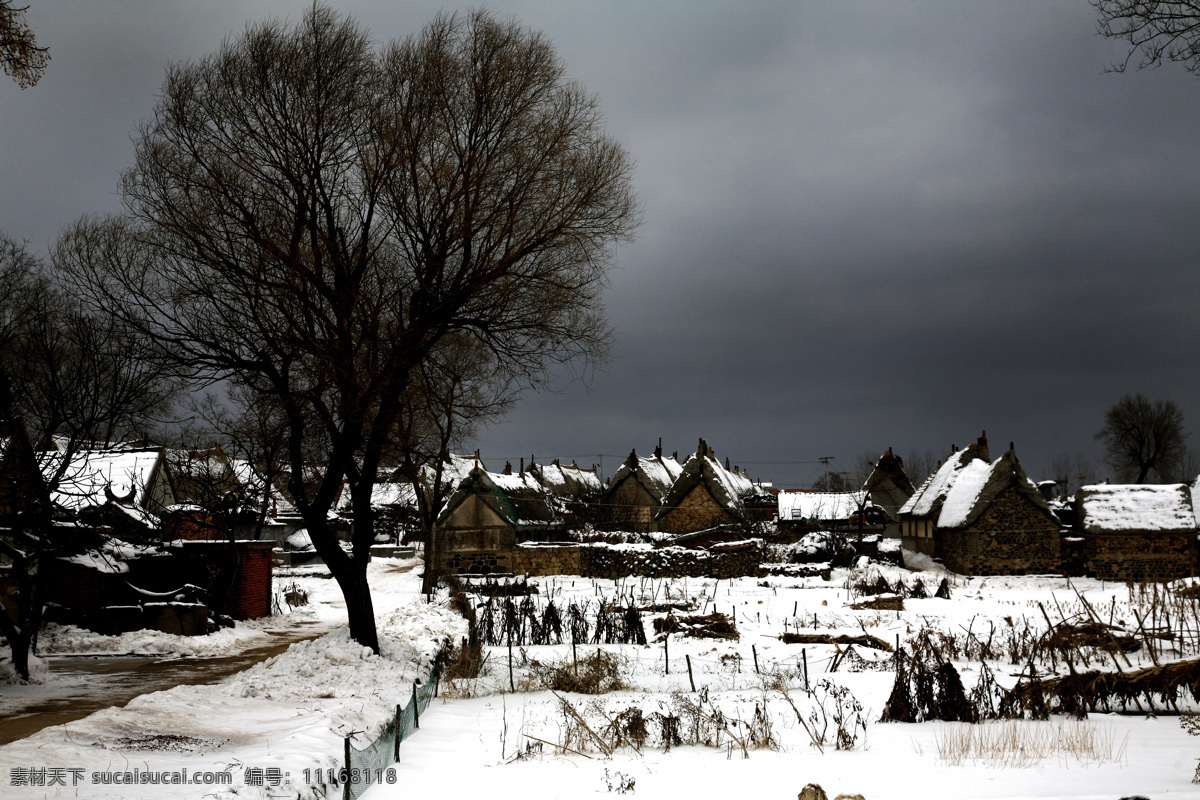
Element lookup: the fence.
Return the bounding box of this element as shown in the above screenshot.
[342,662,440,800]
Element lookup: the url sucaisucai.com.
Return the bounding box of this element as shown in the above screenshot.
[8,767,232,786]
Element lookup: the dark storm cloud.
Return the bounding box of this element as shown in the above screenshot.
[2,1,1197,487]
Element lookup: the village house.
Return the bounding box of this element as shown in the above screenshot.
[861,448,915,538]
[899,433,1062,575]
[45,444,175,538]
[434,463,564,574]
[655,439,755,534]
[1074,483,1199,582]
[603,444,684,531]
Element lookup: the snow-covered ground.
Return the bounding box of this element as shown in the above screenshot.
[3,553,1200,799]
[0,557,464,799]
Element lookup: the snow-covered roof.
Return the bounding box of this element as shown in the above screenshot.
[608,451,683,503]
[45,448,165,513]
[896,441,1056,530]
[778,490,866,521]
[1076,484,1197,534]
[657,452,755,518]
[436,466,558,527]
[898,446,979,519]
[936,459,996,528]
[532,461,603,497]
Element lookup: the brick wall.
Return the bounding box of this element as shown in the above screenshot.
[225,543,273,619]
[177,541,274,620]
[937,486,1061,575]
[657,484,736,535]
[1085,531,1199,582]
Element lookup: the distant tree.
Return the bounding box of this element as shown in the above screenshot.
[0,1,48,88]
[58,7,639,652]
[812,471,853,492]
[1046,452,1098,497]
[1093,1,1200,77]
[902,448,938,487]
[1095,393,1189,483]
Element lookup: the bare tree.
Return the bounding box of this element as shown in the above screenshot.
[0,239,182,679]
[58,7,639,652]
[902,448,938,487]
[1094,1,1200,76]
[0,1,48,88]
[1045,452,1098,497]
[1095,393,1189,483]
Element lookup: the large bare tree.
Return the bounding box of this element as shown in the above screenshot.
[59,7,639,651]
[1094,1,1200,76]
[1095,393,1189,483]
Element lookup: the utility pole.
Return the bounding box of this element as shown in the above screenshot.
[819,456,834,489]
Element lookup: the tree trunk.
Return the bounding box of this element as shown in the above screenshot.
[335,560,380,653]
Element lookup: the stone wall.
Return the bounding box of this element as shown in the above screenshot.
[510,540,762,579]
[512,543,582,576]
[1085,531,1199,582]
[657,484,736,535]
[937,486,1061,575]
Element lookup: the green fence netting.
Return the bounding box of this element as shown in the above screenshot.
[342,662,440,800]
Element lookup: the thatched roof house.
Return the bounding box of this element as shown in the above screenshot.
[655,439,755,534]
[1075,483,1198,582]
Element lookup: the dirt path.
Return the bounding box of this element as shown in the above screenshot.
[0,619,336,745]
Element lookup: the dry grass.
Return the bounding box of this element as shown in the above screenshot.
[934,719,1128,768]
[524,650,629,695]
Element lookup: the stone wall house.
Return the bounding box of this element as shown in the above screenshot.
[862,449,915,539]
[655,439,755,534]
[603,445,683,532]
[899,442,982,557]
[933,447,1062,575]
[434,465,565,575]
[1075,483,1199,582]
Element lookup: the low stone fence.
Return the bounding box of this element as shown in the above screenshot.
[511,539,762,579]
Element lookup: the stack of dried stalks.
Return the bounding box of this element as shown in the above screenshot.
[780,632,892,651]
[654,612,739,640]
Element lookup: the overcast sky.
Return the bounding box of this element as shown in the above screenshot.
[3,1,1198,487]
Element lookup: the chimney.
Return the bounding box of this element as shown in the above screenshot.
[672,451,678,461]
[654,437,662,459]
[977,430,989,462]
[519,457,524,476]
[725,456,731,470]
[503,461,512,475]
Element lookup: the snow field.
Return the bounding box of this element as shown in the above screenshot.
[371,563,1200,800]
